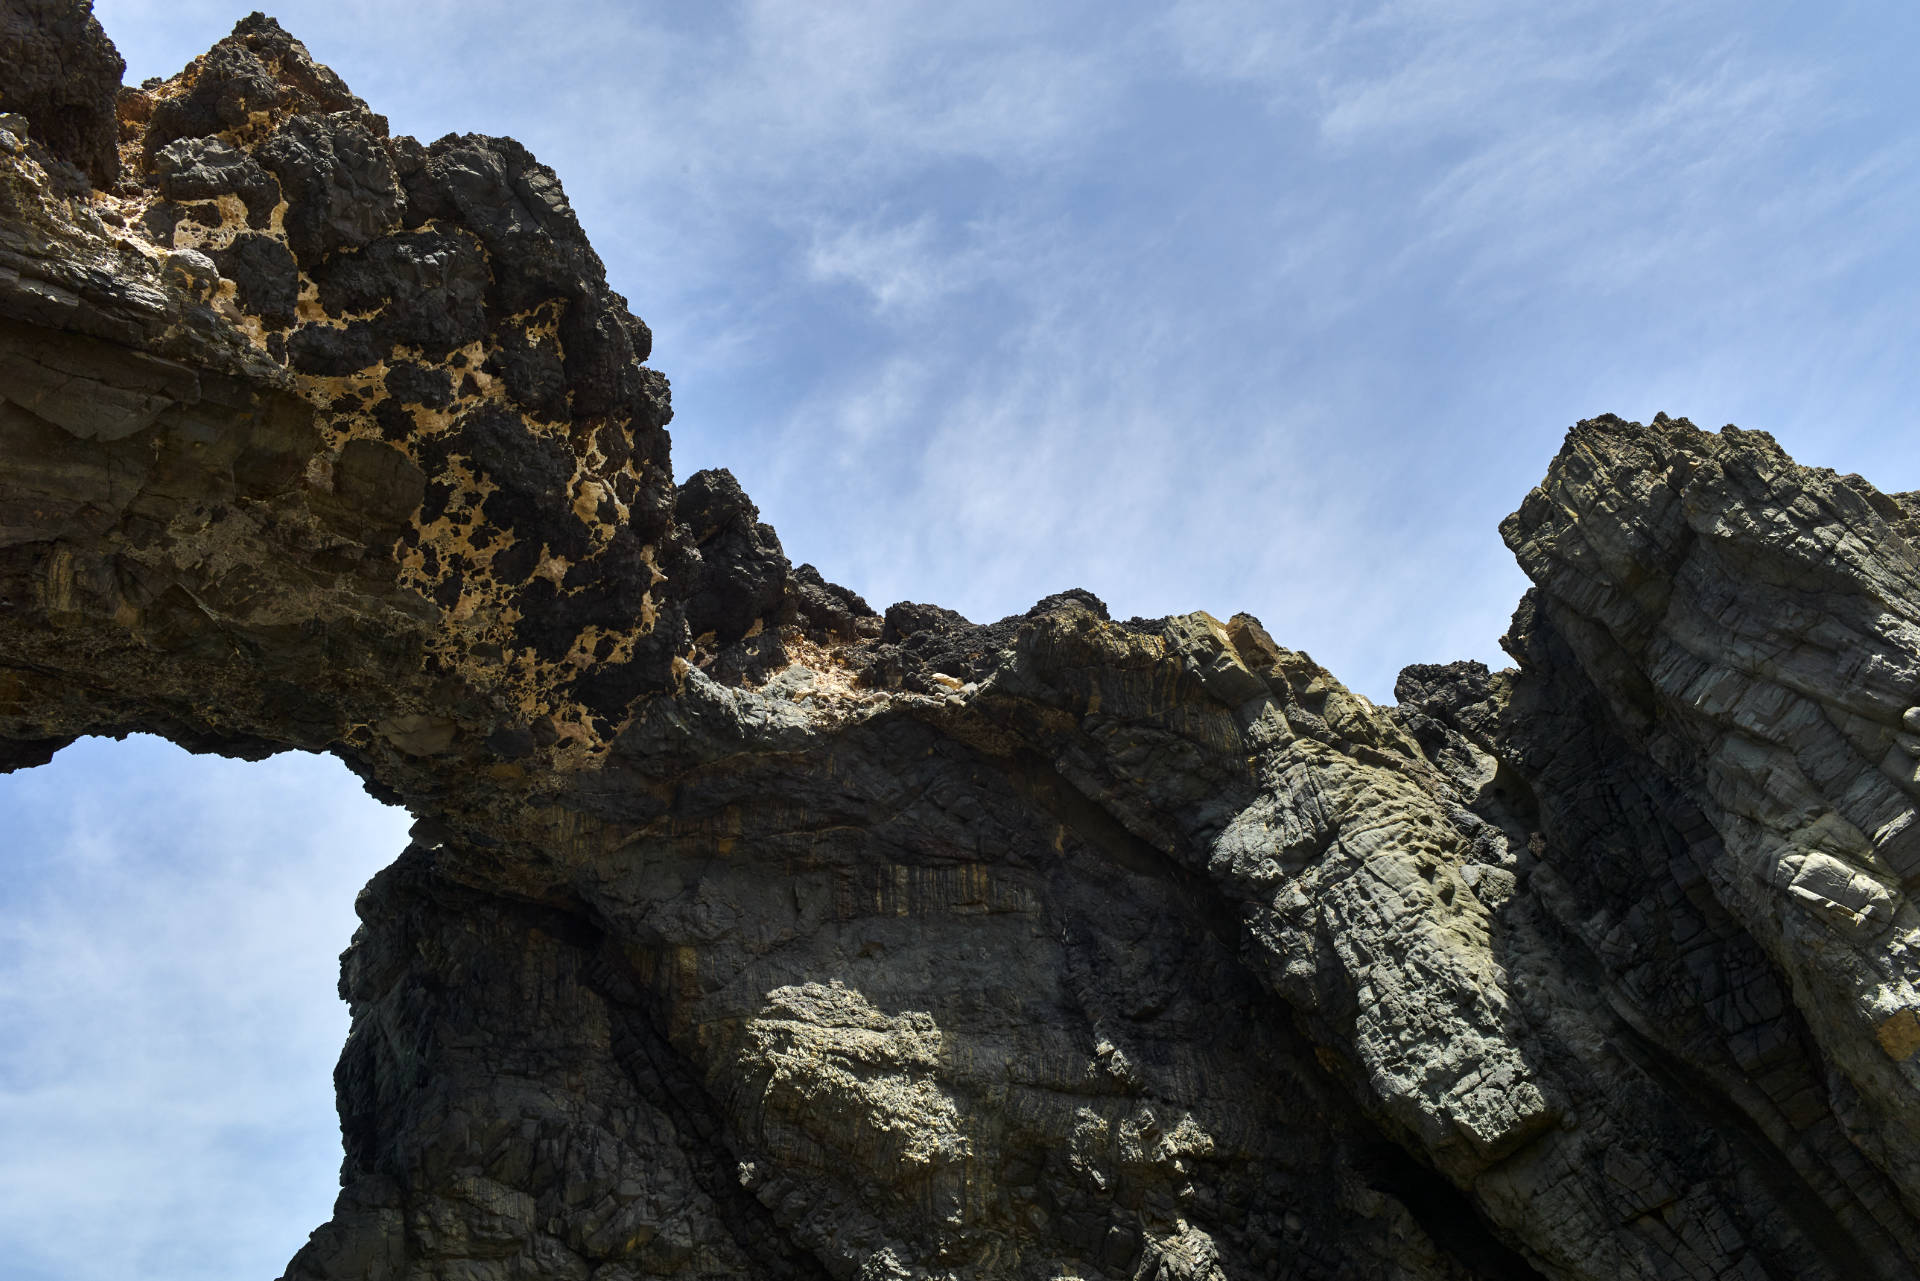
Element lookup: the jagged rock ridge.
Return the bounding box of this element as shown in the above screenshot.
[5,6,1920,1279]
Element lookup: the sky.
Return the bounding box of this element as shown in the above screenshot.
[0,736,408,1281]
[4,2,1919,1277]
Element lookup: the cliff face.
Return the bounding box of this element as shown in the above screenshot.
[5,8,1920,1281]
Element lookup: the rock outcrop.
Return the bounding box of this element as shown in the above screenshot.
[5,7,1920,1280]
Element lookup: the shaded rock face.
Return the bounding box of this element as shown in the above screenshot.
[5,9,1920,1281]
[0,0,123,187]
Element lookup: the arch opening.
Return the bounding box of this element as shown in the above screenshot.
[0,735,407,1281]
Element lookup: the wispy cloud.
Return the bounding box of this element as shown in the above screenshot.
[726,0,1122,170]
[806,215,988,314]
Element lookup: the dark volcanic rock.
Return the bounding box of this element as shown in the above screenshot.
[882,598,972,643]
[152,135,280,224]
[0,0,124,185]
[142,11,363,158]
[790,561,880,641]
[676,466,790,647]
[309,225,492,353]
[6,13,1920,1281]
[210,232,297,324]
[258,111,402,265]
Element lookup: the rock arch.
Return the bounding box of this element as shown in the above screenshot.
[4,8,1920,1279]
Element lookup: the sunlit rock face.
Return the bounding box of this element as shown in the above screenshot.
[5,7,1920,1280]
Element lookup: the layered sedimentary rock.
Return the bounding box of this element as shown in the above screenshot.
[5,7,1920,1280]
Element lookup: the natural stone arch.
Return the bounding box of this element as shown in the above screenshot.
[0,733,406,1280]
[4,8,1920,1280]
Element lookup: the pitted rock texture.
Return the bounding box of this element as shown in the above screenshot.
[5,8,1920,1281]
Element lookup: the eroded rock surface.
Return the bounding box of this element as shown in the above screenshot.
[4,8,1920,1280]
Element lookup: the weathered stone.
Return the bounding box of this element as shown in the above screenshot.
[676,467,789,647]
[152,135,280,225]
[0,0,123,185]
[210,232,297,326]
[258,112,402,265]
[5,13,1920,1281]
[789,562,879,641]
[143,11,365,158]
[376,713,455,757]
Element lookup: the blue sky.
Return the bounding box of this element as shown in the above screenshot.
[0,736,407,1281]
[4,2,1918,1277]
